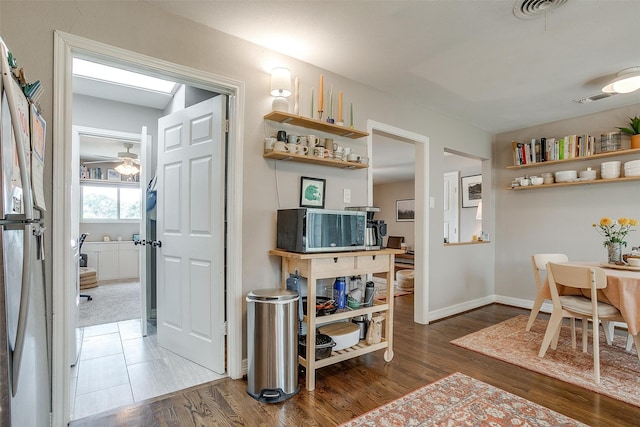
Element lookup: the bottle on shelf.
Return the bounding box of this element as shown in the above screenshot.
[334,277,347,309]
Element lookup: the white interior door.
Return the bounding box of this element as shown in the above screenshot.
[138,126,148,337]
[443,171,459,244]
[156,96,226,374]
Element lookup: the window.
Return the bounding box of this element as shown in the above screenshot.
[81,183,141,221]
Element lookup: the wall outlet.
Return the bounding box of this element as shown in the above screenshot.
[343,188,351,203]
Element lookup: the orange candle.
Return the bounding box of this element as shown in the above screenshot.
[318,75,324,111]
[338,91,343,122]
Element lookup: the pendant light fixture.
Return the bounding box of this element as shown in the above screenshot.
[602,67,640,94]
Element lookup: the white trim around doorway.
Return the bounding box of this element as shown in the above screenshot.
[52,31,244,427]
[366,120,430,325]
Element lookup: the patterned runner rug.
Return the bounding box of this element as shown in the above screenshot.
[451,315,640,407]
[339,372,585,426]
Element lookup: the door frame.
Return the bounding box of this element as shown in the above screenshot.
[366,120,430,324]
[52,31,244,426]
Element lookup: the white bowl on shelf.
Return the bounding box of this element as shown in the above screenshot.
[601,170,621,179]
[555,170,577,182]
[624,159,640,168]
[601,160,621,169]
[530,176,544,186]
[624,168,640,177]
[578,169,597,180]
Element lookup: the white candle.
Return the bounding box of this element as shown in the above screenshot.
[329,85,333,118]
[318,75,323,111]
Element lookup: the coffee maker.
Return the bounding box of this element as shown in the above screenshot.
[346,206,387,250]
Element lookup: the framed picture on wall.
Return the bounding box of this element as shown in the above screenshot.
[300,176,326,208]
[461,174,482,208]
[396,199,415,222]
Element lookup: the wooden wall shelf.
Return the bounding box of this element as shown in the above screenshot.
[263,150,368,169]
[507,175,640,190]
[264,111,369,139]
[506,148,640,170]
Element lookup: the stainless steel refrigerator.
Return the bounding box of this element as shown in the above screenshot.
[0,39,51,426]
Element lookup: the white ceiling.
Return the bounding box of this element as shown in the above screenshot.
[149,0,640,133]
[76,1,640,184]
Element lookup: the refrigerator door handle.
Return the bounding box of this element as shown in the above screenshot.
[10,223,33,396]
[33,223,45,260]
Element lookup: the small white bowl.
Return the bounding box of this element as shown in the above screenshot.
[627,258,640,267]
[555,170,577,182]
[601,161,621,169]
[601,171,621,179]
[578,169,596,180]
[530,177,544,185]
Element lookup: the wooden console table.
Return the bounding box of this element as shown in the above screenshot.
[269,248,404,391]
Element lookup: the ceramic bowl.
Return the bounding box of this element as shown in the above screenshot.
[555,170,577,182]
[601,171,621,179]
[530,177,544,185]
[578,169,596,180]
[627,258,640,267]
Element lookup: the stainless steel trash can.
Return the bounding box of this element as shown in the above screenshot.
[246,289,299,402]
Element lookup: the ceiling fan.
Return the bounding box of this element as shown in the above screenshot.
[83,142,141,175]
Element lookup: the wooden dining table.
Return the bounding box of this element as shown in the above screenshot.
[538,262,640,337]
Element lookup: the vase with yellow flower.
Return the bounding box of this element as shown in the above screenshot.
[593,217,638,264]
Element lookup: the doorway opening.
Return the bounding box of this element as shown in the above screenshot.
[52,31,244,426]
[367,120,429,325]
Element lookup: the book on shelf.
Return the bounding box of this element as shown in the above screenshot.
[510,134,596,166]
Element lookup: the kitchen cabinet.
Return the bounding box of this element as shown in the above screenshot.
[263,111,369,169]
[506,147,640,191]
[81,241,139,281]
[269,248,404,391]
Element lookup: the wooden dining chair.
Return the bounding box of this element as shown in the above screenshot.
[526,254,569,331]
[538,262,626,383]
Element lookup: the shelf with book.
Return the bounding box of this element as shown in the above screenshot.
[506,147,640,170]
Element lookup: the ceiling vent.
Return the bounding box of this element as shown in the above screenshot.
[513,0,568,19]
[573,93,614,104]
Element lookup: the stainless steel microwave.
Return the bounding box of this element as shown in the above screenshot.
[276,208,366,253]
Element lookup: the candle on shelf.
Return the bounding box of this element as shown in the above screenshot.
[329,85,333,118]
[294,76,300,115]
[318,75,324,112]
[310,88,314,118]
[338,91,343,123]
[350,102,353,128]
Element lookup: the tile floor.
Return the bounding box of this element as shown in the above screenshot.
[70,319,226,420]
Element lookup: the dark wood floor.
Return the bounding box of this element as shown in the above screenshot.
[71,296,639,427]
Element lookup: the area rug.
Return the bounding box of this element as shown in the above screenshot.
[79,281,141,327]
[339,372,585,426]
[371,277,413,301]
[451,315,640,407]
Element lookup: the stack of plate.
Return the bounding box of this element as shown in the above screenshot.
[601,161,621,179]
[624,159,640,177]
[555,170,577,182]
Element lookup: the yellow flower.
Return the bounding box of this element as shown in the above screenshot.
[630,219,639,226]
[618,217,630,226]
[600,217,612,227]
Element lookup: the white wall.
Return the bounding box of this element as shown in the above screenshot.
[73,94,162,138]
[443,153,483,241]
[0,1,494,352]
[73,94,164,242]
[494,103,640,305]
